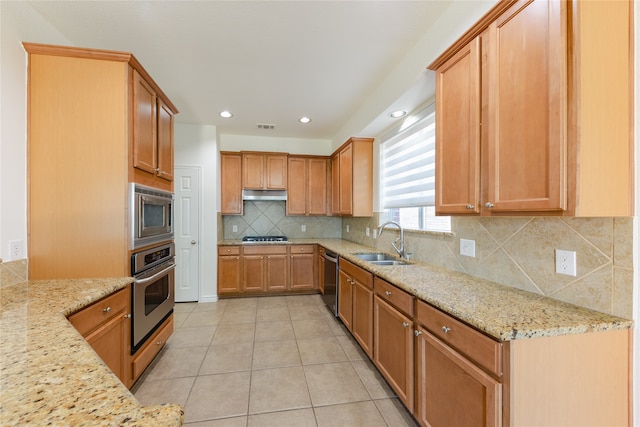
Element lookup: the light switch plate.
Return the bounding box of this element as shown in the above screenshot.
[460,239,476,257]
[555,249,577,276]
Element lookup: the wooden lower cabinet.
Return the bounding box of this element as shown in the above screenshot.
[218,246,242,294]
[415,326,501,426]
[68,286,132,388]
[217,244,319,296]
[290,245,316,291]
[373,295,414,412]
[337,258,373,357]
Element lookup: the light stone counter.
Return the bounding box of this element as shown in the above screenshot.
[0,277,183,426]
[220,238,632,341]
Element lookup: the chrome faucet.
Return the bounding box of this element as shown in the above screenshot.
[378,221,405,259]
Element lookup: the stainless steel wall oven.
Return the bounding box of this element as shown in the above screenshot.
[131,241,175,353]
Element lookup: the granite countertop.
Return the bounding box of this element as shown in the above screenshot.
[0,277,183,426]
[220,238,632,341]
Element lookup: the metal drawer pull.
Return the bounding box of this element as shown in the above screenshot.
[466,204,474,210]
[441,326,451,334]
[485,202,495,208]
[103,307,111,313]
[385,291,392,296]
[414,330,422,336]
[157,341,163,345]
[402,322,410,328]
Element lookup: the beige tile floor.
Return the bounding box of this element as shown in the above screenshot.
[132,294,418,426]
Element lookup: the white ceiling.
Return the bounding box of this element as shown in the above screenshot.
[26,1,465,140]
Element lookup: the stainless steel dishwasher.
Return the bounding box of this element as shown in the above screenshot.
[322,249,339,316]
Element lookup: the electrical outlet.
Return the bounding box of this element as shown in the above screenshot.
[232,225,238,232]
[301,224,306,232]
[366,227,370,237]
[346,225,350,233]
[460,239,476,257]
[373,229,377,239]
[555,249,577,276]
[9,240,23,260]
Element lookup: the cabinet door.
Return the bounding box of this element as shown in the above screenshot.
[415,326,501,427]
[351,279,373,358]
[331,154,340,214]
[308,158,328,215]
[436,37,481,215]
[243,255,266,292]
[484,0,566,212]
[373,295,414,412]
[221,153,243,215]
[266,254,288,292]
[132,70,157,175]
[218,255,242,294]
[85,309,128,384]
[338,144,353,215]
[337,270,353,330]
[287,157,307,215]
[243,153,265,189]
[318,252,325,294]
[156,98,174,181]
[266,155,287,189]
[290,253,315,291]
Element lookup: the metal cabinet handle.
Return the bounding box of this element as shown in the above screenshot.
[414,330,422,336]
[466,204,475,210]
[385,291,392,296]
[156,341,163,346]
[103,307,111,313]
[485,202,495,208]
[402,322,410,328]
[441,326,451,334]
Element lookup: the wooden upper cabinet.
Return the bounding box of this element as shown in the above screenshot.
[331,137,373,217]
[132,70,157,175]
[287,156,329,216]
[221,152,243,215]
[429,0,633,216]
[484,0,566,213]
[132,68,177,188]
[156,98,174,181]
[435,37,481,215]
[242,152,287,190]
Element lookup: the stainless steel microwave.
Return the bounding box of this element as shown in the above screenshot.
[130,183,174,249]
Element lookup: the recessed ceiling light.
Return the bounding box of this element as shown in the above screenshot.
[389,110,407,119]
[219,110,233,118]
[298,116,311,124]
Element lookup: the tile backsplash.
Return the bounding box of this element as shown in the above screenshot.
[0,259,28,288]
[223,201,342,239]
[222,205,633,319]
[344,215,634,319]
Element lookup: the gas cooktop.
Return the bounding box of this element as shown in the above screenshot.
[242,235,288,242]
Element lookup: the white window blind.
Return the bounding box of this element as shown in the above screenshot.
[381,103,436,209]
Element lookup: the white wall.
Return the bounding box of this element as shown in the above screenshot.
[220,133,332,156]
[0,2,70,261]
[174,123,218,302]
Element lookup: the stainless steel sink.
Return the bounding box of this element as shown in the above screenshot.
[368,260,408,266]
[353,253,408,265]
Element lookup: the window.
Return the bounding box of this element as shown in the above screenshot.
[379,102,450,232]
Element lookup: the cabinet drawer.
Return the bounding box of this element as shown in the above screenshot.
[132,315,173,381]
[374,277,413,317]
[290,244,315,254]
[219,246,240,256]
[415,299,502,377]
[339,258,373,289]
[68,286,130,337]
[243,245,288,255]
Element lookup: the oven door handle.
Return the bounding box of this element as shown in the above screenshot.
[134,263,175,285]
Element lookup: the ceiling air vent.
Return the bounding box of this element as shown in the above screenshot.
[257,123,276,130]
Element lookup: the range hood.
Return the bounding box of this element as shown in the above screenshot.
[242,189,288,201]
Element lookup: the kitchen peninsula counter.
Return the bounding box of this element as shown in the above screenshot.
[0,277,183,426]
[219,238,632,341]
